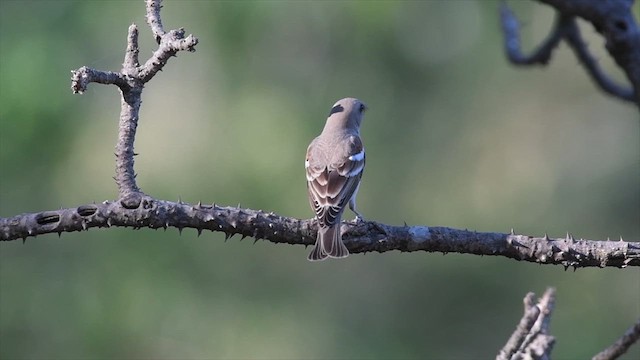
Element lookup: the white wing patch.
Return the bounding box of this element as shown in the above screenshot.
[348,149,365,162]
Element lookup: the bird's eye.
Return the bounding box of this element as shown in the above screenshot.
[359,103,366,113]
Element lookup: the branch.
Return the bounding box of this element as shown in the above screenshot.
[70,0,198,206]
[592,318,640,360]
[500,5,566,65]
[1,201,638,268]
[500,0,639,106]
[497,288,556,360]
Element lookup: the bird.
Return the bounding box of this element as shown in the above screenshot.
[305,98,367,261]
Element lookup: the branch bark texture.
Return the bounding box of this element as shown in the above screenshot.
[1,200,638,269]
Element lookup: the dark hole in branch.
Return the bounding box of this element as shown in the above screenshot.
[36,212,60,225]
[77,205,97,217]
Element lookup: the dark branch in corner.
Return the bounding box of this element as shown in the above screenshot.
[497,288,556,360]
[500,0,639,106]
[593,318,640,360]
[1,201,638,269]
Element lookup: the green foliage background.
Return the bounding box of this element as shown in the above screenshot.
[1,1,639,359]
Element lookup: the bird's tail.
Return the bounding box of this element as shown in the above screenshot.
[308,221,349,261]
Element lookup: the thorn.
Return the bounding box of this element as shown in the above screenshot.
[607,237,611,241]
[237,203,241,209]
[563,264,569,271]
[197,228,202,237]
[225,232,231,241]
[164,222,169,230]
[178,227,183,235]
[565,232,574,242]
[510,228,515,235]
[241,234,247,241]
[253,238,259,244]
[572,265,577,272]
[404,221,408,227]
[178,196,183,204]
[230,221,237,229]
[57,231,62,237]
[82,221,87,231]
[543,233,549,241]
[619,236,624,242]
[22,237,27,244]
[196,201,202,208]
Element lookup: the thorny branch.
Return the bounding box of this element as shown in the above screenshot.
[500,0,640,106]
[1,200,639,269]
[1,1,639,358]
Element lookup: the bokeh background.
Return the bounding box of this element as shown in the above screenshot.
[1,1,639,359]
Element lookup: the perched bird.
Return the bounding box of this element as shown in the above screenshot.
[305,98,367,261]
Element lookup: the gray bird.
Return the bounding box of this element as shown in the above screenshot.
[305,98,367,261]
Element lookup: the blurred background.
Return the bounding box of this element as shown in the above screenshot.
[1,1,639,359]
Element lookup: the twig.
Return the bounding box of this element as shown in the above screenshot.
[497,288,556,360]
[500,4,565,65]
[563,16,635,101]
[592,318,640,360]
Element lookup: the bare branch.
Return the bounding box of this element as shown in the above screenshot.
[593,318,640,360]
[1,202,638,268]
[497,288,556,360]
[69,0,198,202]
[500,4,565,65]
[145,0,166,43]
[123,24,140,71]
[138,29,198,82]
[70,66,127,94]
[563,17,635,101]
[500,0,639,106]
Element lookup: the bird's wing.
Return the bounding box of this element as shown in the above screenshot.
[306,135,365,228]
